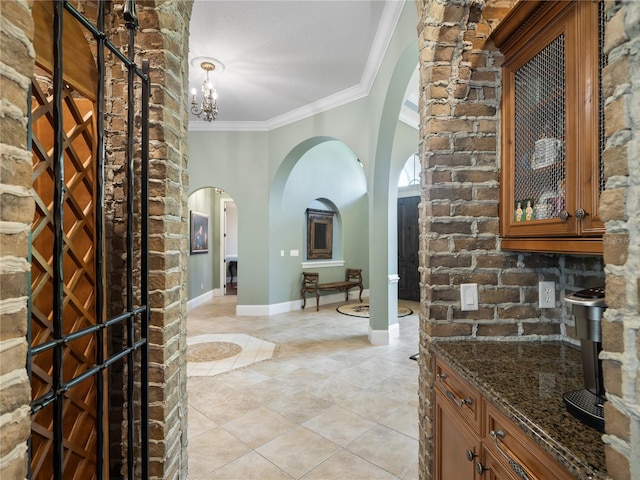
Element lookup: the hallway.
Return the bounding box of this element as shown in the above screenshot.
[187,296,420,479]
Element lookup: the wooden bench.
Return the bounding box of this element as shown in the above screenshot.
[301,268,363,311]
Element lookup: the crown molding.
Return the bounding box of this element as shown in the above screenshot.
[188,0,406,133]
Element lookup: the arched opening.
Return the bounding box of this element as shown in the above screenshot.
[268,138,368,309]
[187,186,239,309]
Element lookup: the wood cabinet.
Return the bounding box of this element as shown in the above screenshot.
[434,395,481,479]
[434,358,482,479]
[493,1,604,255]
[483,402,575,480]
[433,354,575,480]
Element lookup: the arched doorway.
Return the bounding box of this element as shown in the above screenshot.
[221,197,238,295]
[187,187,239,307]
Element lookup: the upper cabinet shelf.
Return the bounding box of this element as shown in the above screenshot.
[493,1,604,255]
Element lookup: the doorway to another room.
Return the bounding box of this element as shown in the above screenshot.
[397,153,420,302]
[222,198,238,295]
[188,187,238,305]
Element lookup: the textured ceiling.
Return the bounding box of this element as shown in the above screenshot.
[188,0,416,131]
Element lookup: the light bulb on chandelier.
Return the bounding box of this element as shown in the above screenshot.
[191,61,219,122]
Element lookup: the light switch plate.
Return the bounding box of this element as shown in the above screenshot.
[539,281,555,308]
[460,283,478,311]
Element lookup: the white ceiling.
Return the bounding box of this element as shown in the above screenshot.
[188,0,417,131]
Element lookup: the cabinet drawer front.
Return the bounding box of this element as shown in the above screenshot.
[435,356,482,432]
[485,403,574,480]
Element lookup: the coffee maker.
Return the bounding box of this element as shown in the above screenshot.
[563,286,607,432]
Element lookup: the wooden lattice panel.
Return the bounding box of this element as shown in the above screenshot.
[30,75,102,480]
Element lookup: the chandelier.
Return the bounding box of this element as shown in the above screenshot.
[191,61,219,122]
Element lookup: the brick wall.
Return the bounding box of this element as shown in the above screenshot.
[146,3,193,475]
[598,2,640,478]
[104,1,193,477]
[415,0,631,478]
[0,0,35,477]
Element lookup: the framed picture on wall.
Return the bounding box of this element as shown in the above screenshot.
[190,211,209,254]
[306,208,335,259]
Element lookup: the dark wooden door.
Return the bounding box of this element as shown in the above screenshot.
[397,196,420,301]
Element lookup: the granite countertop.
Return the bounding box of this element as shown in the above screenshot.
[431,341,607,480]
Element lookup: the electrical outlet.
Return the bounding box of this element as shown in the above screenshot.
[539,281,555,308]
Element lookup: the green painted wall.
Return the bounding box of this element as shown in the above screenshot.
[188,1,419,324]
[187,188,216,299]
[270,140,369,303]
[188,132,270,304]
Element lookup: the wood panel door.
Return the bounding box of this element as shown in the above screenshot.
[397,196,420,301]
[434,391,481,480]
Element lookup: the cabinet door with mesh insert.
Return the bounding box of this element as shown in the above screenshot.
[498,1,603,252]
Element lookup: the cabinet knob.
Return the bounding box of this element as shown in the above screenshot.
[465,449,476,461]
[575,208,586,219]
[558,210,569,221]
[476,462,487,475]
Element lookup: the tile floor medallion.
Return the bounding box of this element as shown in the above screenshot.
[187,333,277,377]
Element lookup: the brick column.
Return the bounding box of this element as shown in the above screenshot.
[0,1,35,478]
[139,2,192,477]
[104,1,193,478]
[598,2,640,479]
[0,0,35,478]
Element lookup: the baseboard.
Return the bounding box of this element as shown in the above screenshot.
[236,301,298,316]
[390,322,400,338]
[236,289,370,316]
[187,290,215,311]
[368,322,399,346]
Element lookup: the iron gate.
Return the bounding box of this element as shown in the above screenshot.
[28,1,150,478]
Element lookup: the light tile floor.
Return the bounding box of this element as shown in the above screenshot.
[187,296,420,480]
